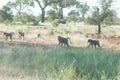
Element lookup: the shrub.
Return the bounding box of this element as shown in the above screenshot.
[52,19,60,27]
[59,19,66,24]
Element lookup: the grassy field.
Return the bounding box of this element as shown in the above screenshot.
[0,42,120,80]
[0,23,120,80]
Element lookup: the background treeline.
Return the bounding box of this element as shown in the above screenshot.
[0,0,120,26]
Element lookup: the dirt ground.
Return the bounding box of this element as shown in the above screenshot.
[0,23,120,51]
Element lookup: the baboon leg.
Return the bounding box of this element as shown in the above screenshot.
[23,35,24,39]
[56,43,62,48]
[66,42,70,47]
[88,44,90,48]
[6,36,8,40]
[94,45,96,48]
[56,44,60,47]
[19,36,21,39]
[91,44,94,48]
[98,44,101,48]
[10,36,12,41]
[19,35,22,39]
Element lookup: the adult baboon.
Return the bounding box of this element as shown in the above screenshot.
[18,32,24,39]
[37,34,40,38]
[3,32,14,41]
[87,39,101,48]
[57,36,71,47]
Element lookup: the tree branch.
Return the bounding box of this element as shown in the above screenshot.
[35,0,43,9]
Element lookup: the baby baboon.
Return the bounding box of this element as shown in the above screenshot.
[18,32,24,39]
[87,39,101,48]
[4,32,14,41]
[57,36,71,47]
[37,34,40,38]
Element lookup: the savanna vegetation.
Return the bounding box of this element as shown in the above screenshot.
[0,0,120,80]
[0,42,120,80]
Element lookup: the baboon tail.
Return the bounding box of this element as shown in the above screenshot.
[97,40,101,48]
[67,37,71,44]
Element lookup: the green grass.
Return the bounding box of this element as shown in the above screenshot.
[0,42,120,80]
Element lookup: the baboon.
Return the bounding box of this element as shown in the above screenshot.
[57,36,71,47]
[3,32,14,41]
[18,32,24,39]
[37,34,40,38]
[87,39,101,48]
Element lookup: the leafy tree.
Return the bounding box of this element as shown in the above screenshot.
[67,10,79,25]
[87,0,116,34]
[14,13,40,25]
[35,0,60,22]
[47,9,58,22]
[52,0,77,20]
[7,0,34,15]
[76,2,89,21]
[34,0,77,23]
[0,6,13,23]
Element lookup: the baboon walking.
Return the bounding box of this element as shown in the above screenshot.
[57,36,71,47]
[87,39,101,48]
[4,32,14,41]
[18,32,24,39]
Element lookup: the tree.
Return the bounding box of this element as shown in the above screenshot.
[15,13,40,25]
[76,2,89,21]
[87,0,116,34]
[7,0,34,15]
[47,9,58,22]
[52,0,77,20]
[0,5,13,23]
[67,10,79,25]
[35,0,60,22]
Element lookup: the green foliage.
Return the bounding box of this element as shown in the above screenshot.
[58,0,77,8]
[34,0,61,22]
[31,16,40,26]
[52,19,60,27]
[47,9,66,24]
[7,0,34,15]
[0,6,13,23]
[0,44,120,79]
[14,13,40,25]
[59,19,66,24]
[47,28,55,36]
[47,9,57,22]
[67,10,79,24]
[86,11,98,25]
[20,14,28,24]
[87,0,116,26]
[68,10,79,16]
[51,0,78,21]
[102,10,116,26]
[76,2,89,20]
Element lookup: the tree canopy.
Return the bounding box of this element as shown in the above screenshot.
[0,5,13,23]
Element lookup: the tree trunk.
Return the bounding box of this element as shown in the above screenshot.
[98,23,101,34]
[97,8,101,34]
[41,9,45,22]
[60,6,63,19]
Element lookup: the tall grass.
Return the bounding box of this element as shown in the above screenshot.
[0,42,120,80]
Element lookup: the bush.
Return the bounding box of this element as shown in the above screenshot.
[14,13,40,25]
[52,19,60,27]
[59,19,66,24]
